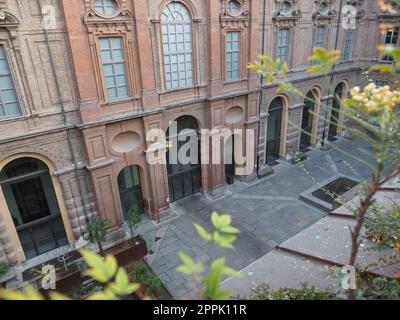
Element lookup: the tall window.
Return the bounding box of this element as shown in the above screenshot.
[99,37,129,101]
[226,31,241,80]
[161,2,194,90]
[0,45,21,119]
[314,26,327,48]
[382,27,399,61]
[277,29,290,70]
[343,29,353,61]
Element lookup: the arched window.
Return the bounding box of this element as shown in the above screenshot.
[328,83,344,140]
[161,2,194,90]
[266,98,284,164]
[166,116,201,202]
[227,0,241,15]
[93,0,118,16]
[0,158,67,259]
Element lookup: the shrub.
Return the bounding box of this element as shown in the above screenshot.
[130,261,161,294]
[0,262,9,278]
[251,283,335,300]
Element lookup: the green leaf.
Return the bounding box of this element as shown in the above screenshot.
[80,249,118,283]
[87,289,117,301]
[213,232,236,249]
[49,292,73,300]
[0,286,45,301]
[108,268,140,296]
[194,223,212,241]
[203,258,237,300]
[177,252,204,275]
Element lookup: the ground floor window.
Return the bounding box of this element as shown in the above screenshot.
[167,116,202,203]
[117,165,144,220]
[0,158,67,260]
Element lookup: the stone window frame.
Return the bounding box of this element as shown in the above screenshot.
[83,0,140,105]
[0,11,30,123]
[220,0,250,83]
[152,0,202,94]
[380,26,400,62]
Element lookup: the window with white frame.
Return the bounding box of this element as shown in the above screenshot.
[99,37,129,101]
[382,27,399,61]
[226,31,241,80]
[93,0,118,16]
[277,28,290,69]
[161,2,194,90]
[343,28,353,61]
[0,45,21,119]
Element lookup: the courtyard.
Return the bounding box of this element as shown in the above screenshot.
[135,137,387,299]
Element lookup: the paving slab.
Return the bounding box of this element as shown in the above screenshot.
[221,249,340,298]
[278,215,400,278]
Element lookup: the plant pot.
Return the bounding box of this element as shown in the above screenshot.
[105,235,148,268]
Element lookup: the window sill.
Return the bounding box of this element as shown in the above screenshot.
[100,96,135,107]
[223,78,248,85]
[0,114,25,123]
[159,84,206,95]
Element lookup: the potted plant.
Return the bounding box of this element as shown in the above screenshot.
[130,261,161,299]
[84,217,112,257]
[105,206,148,267]
[0,261,9,287]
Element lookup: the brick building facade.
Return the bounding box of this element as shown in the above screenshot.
[0,0,398,285]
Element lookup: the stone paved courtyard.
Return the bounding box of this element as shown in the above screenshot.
[135,137,385,299]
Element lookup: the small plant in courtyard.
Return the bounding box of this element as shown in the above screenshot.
[127,205,141,243]
[251,283,336,300]
[365,204,400,254]
[85,217,113,257]
[130,261,161,296]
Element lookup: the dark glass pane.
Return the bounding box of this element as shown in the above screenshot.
[117,165,144,220]
[266,98,283,164]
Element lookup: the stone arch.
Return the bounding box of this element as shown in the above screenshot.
[264,95,289,163]
[0,153,74,263]
[154,0,200,21]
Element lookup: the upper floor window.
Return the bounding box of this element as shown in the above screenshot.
[382,27,399,61]
[161,2,194,90]
[93,0,118,16]
[99,37,129,101]
[0,45,21,119]
[227,0,241,15]
[277,28,290,69]
[343,29,353,61]
[314,26,327,48]
[226,31,241,80]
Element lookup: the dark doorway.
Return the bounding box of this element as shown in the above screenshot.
[167,116,202,203]
[225,135,235,184]
[328,83,344,140]
[118,165,144,221]
[265,97,284,164]
[300,91,315,151]
[0,158,67,260]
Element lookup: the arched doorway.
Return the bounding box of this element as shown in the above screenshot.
[328,83,344,140]
[117,165,144,221]
[167,116,202,202]
[265,97,284,164]
[0,158,68,260]
[224,134,236,185]
[300,90,316,151]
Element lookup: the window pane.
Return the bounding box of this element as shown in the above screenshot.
[162,3,194,90]
[226,31,241,80]
[0,46,21,118]
[100,37,128,100]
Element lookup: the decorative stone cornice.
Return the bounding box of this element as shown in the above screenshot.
[0,10,20,39]
[220,0,250,29]
[83,0,133,33]
[377,0,400,21]
[273,0,302,29]
[312,0,337,26]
